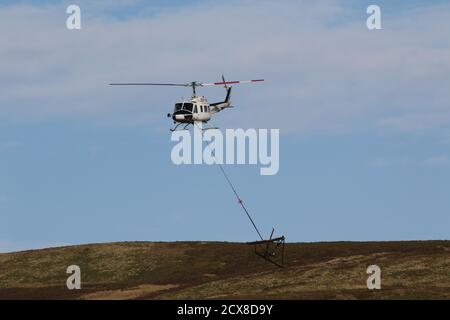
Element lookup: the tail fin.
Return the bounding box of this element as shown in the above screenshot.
[210,75,233,112]
[222,75,232,104]
[225,87,232,104]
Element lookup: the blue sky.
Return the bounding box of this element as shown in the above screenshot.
[1,0,449,252]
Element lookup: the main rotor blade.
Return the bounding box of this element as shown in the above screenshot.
[109,83,190,86]
[201,79,264,86]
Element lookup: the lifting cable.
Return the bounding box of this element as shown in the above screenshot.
[217,163,264,241]
[194,122,265,241]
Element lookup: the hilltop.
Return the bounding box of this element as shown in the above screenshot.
[0,241,449,299]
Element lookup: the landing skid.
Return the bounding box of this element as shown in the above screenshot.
[247,228,285,268]
[170,123,191,132]
[171,122,220,132]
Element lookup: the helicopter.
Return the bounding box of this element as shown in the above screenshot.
[110,76,264,131]
[110,76,285,267]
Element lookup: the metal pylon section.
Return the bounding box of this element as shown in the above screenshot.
[247,228,285,268]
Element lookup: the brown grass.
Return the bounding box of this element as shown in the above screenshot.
[0,240,449,300]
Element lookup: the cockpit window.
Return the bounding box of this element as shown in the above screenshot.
[182,103,193,112]
[175,103,193,112]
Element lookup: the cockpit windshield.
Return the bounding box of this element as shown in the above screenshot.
[174,103,193,112]
[183,103,193,112]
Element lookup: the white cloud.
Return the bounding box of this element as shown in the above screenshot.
[0,1,449,134]
[0,141,22,150]
[368,156,410,168]
[379,112,450,132]
[368,158,388,167]
[423,155,450,167]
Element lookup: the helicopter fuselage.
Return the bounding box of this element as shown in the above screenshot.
[171,95,213,124]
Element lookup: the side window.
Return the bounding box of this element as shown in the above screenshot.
[201,106,204,112]
[193,105,197,113]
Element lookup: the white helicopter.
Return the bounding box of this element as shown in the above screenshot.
[110,76,264,131]
[111,76,285,266]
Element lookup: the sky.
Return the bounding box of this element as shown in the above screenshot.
[0,0,449,253]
